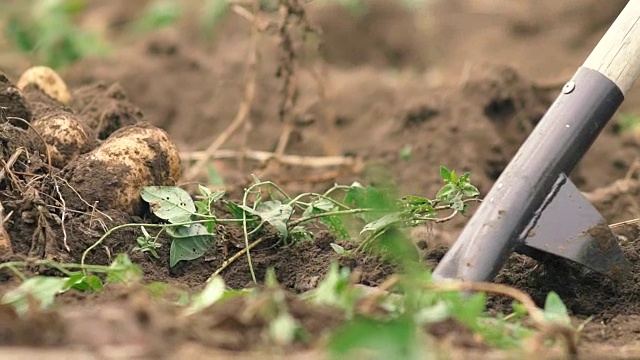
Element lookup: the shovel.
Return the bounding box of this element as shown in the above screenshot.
[433,0,640,283]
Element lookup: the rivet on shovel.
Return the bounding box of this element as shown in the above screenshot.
[433,0,640,284]
[562,81,575,94]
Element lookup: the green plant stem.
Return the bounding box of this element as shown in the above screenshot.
[0,259,133,278]
[4,265,27,282]
[287,208,378,228]
[80,219,233,271]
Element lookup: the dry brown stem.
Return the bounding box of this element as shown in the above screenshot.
[183,1,260,182]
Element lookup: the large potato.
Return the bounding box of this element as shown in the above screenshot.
[63,123,181,215]
[30,111,98,168]
[16,66,71,105]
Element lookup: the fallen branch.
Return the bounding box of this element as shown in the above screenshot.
[180,149,357,168]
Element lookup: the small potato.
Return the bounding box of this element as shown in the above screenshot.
[31,111,98,168]
[17,66,71,105]
[63,123,181,215]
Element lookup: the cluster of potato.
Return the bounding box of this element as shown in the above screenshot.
[3,66,181,215]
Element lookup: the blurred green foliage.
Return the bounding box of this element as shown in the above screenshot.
[5,0,109,69]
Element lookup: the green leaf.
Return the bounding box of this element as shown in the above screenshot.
[224,201,260,227]
[290,225,313,242]
[265,267,280,288]
[436,183,455,201]
[256,200,294,238]
[402,195,431,206]
[2,276,68,315]
[269,312,300,346]
[360,212,404,235]
[330,243,349,255]
[135,0,183,31]
[320,215,351,240]
[6,17,35,52]
[414,301,451,324]
[399,145,412,160]
[184,276,226,316]
[305,199,350,239]
[206,165,226,187]
[329,316,420,360]
[198,184,212,198]
[311,263,358,314]
[440,166,452,182]
[106,253,143,284]
[141,186,196,223]
[543,292,570,325]
[65,273,103,292]
[167,224,216,267]
[451,292,486,327]
[199,0,230,35]
[462,183,480,198]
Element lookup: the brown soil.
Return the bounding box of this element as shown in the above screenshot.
[1,0,640,358]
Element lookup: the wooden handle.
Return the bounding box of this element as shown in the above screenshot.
[582,0,640,95]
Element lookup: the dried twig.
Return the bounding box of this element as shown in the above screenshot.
[259,0,318,176]
[0,147,25,183]
[208,236,268,281]
[183,2,260,182]
[0,201,13,255]
[181,149,357,168]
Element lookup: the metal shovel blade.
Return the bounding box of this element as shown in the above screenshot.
[518,174,630,282]
[432,0,640,283]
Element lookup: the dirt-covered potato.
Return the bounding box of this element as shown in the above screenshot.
[30,111,98,168]
[17,66,71,105]
[63,123,181,215]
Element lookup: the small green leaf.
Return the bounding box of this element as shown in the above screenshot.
[199,0,230,36]
[184,276,226,316]
[330,243,348,255]
[2,276,68,315]
[440,166,452,182]
[414,301,451,324]
[65,273,103,292]
[224,201,260,227]
[329,316,419,360]
[462,183,480,198]
[198,184,212,197]
[290,226,313,242]
[206,165,226,187]
[312,263,358,313]
[269,312,300,346]
[543,292,571,325]
[436,183,455,201]
[256,200,294,238]
[399,145,412,160]
[360,212,404,235]
[265,267,279,288]
[141,186,195,223]
[452,292,486,327]
[106,254,143,284]
[168,224,216,267]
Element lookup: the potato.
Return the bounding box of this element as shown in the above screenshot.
[63,123,181,215]
[17,66,71,105]
[30,111,98,168]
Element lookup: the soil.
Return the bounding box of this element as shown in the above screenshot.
[1,0,640,358]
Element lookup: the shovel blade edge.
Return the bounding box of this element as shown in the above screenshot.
[521,174,630,282]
